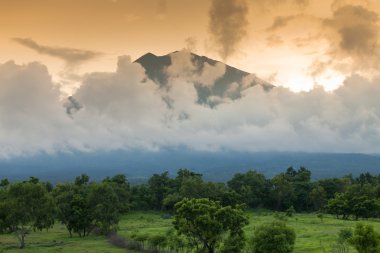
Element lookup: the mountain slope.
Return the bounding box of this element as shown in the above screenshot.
[134,51,273,104]
[1,151,379,183]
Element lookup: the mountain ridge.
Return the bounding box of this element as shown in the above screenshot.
[134,51,273,104]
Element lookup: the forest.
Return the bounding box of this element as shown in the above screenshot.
[1,167,380,253]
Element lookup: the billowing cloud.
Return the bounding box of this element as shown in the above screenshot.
[2,52,380,159]
[0,61,79,158]
[12,38,102,65]
[209,0,249,60]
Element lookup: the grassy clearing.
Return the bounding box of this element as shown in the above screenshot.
[1,211,380,252]
[0,222,126,253]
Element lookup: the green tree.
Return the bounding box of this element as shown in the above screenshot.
[148,172,173,210]
[318,178,347,199]
[310,185,327,211]
[228,170,270,208]
[89,183,121,234]
[271,173,296,211]
[251,222,296,253]
[349,224,379,253]
[75,173,90,186]
[53,182,92,237]
[287,167,312,211]
[327,193,350,219]
[1,182,55,248]
[0,178,9,187]
[173,198,248,253]
[103,174,131,213]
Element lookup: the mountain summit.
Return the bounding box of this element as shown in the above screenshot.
[135,51,273,104]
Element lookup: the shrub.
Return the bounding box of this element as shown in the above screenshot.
[251,222,296,253]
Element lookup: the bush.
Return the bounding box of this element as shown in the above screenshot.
[286,206,295,217]
[349,224,379,253]
[251,222,296,253]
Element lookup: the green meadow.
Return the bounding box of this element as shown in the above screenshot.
[1,211,379,253]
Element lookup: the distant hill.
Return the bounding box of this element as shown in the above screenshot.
[1,150,379,183]
[134,52,273,104]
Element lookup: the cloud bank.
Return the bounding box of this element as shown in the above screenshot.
[1,51,380,159]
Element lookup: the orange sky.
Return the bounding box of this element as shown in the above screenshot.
[1,0,380,93]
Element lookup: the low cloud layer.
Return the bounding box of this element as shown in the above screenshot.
[209,0,249,60]
[1,51,380,159]
[12,38,102,66]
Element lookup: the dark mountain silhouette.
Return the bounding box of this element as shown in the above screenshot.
[134,51,273,104]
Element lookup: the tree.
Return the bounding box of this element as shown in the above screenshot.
[179,176,206,198]
[53,182,93,237]
[349,224,379,253]
[75,174,90,186]
[251,222,296,253]
[174,168,202,189]
[327,193,350,219]
[148,172,172,210]
[163,193,183,212]
[228,171,270,208]
[173,198,248,253]
[310,185,327,211]
[271,173,296,211]
[69,193,93,236]
[130,184,151,210]
[103,174,131,213]
[287,167,312,211]
[1,182,55,248]
[0,178,9,187]
[318,178,347,199]
[89,183,121,234]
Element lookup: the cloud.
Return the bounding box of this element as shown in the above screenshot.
[12,38,102,65]
[263,3,380,83]
[0,61,79,158]
[324,5,379,56]
[306,4,380,78]
[267,15,299,31]
[208,0,249,60]
[2,53,380,159]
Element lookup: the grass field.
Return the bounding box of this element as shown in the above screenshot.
[1,211,380,252]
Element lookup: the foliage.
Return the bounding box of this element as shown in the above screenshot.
[89,183,121,234]
[228,171,270,208]
[349,224,379,253]
[286,206,296,217]
[173,198,248,253]
[251,221,296,253]
[0,182,55,248]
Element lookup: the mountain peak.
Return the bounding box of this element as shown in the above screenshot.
[134,51,273,104]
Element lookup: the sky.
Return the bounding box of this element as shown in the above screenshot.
[1,0,380,158]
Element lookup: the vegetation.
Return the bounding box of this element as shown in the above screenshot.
[251,221,296,253]
[173,198,248,253]
[349,224,379,253]
[1,167,380,252]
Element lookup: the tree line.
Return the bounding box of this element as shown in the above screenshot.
[0,167,380,251]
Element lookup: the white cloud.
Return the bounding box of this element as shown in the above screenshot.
[1,52,380,159]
